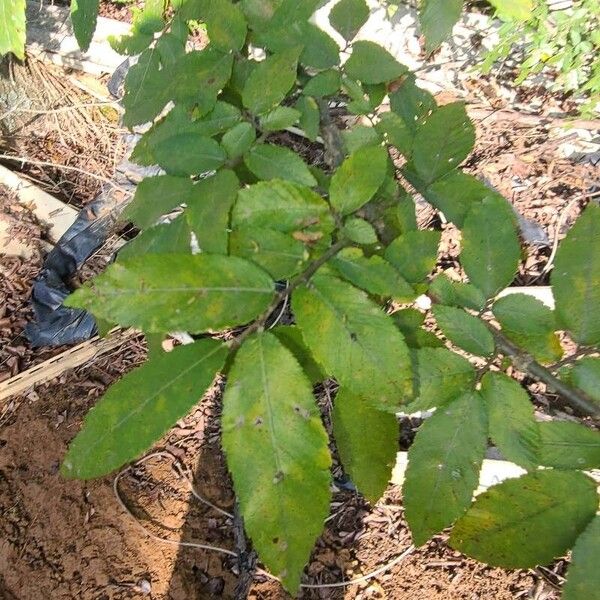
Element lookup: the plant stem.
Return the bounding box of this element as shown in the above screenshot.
[488,325,600,417]
[228,238,350,350]
[317,99,345,169]
[549,347,600,371]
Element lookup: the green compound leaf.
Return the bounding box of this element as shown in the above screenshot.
[222,122,257,159]
[344,41,408,84]
[461,195,521,299]
[65,255,275,334]
[229,227,305,279]
[538,421,600,470]
[333,387,398,504]
[123,175,194,230]
[271,325,327,384]
[563,516,600,600]
[329,145,388,215]
[551,203,600,345]
[404,392,488,546]
[481,372,540,471]
[232,179,333,235]
[423,171,496,227]
[154,134,226,176]
[244,144,317,187]
[408,347,475,412]
[204,0,247,51]
[118,217,191,262]
[110,0,165,55]
[242,46,302,115]
[419,0,463,54]
[384,230,440,284]
[0,0,26,59]
[412,102,475,184]
[428,274,485,311]
[331,248,415,301]
[303,69,342,97]
[260,106,300,132]
[62,339,227,479]
[487,0,533,21]
[450,470,598,568]
[329,0,369,41]
[393,310,444,351]
[571,358,600,404]
[222,332,331,594]
[432,305,495,357]
[293,274,413,411]
[71,0,99,51]
[492,294,562,364]
[341,218,378,245]
[186,170,240,254]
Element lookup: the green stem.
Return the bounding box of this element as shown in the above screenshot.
[488,325,600,417]
[549,347,600,372]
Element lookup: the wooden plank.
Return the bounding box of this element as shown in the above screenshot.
[0,164,78,243]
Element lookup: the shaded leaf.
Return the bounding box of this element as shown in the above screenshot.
[222,122,257,159]
[419,0,463,54]
[450,471,598,568]
[404,392,488,545]
[412,102,475,184]
[341,218,377,245]
[329,146,388,215]
[384,230,440,284]
[333,388,397,503]
[432,305,495,357]
[65,255,275,334]
[243,46,302,114]
[344,41,407,84]
[571,358,600,404]
[492,294,562,363]
[342,125,381,153]
[118,217,191,262]
[300,24,340,70]
[562,516,600,600]
[204,0,247,51]
[551,203,600,345]
[154,134,226,176]
[376,112,413,157]
[428,274,485,311]
[186,169,240,254]
[62,339,227,478]
[461,195,520,299]
[260,106,300,131]
[123,175,194,229]
[329,0,369,41]
[295,96,320,142]
[538,421,600,470]
[481,372,540,470]
[230,227,305,279]
[271,326,327,384]
[304,69,342,97]
[331,248,414,301]
[389,74,436,133]
[222,332,331,594]
[393,310,444,351]
[409,347,475,411]
[293,274,413,411]
[245,144,317,187]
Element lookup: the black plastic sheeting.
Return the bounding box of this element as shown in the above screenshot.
[25,62,154,347]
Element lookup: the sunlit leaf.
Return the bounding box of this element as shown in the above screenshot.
[481,373,540,470]
[222,332,331,593]
[118,217,191,262]
[333,388,397,503]
[65,255,275,334]
[71,0,99,51]
[62,339,227,478]
[0,0,26,59]
[404,392,487,545]
[450,471,597,568]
